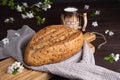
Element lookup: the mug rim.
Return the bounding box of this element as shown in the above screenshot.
[64,7,78,12]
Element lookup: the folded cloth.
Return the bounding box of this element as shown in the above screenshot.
[0,25,120,80]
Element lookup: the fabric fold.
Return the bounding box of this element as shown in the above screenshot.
[80,40,95,65]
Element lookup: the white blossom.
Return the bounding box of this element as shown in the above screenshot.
[17,5,22,12]
[115,57,119,62]
[7,61,24,74]
[4,19,9,23]
[47,4,51,9]
[42,7,47,11]
[26,11,34,18]
[111,53,115,57]
[21,14,27,19]
[35,2,42,8]
[114,54,120,61]
[7,66,14,74]
[4,17,15,23]
[92,21,98,27]
[95,10,100,15]
[84,5,89,10]
[9,17,15,21]
[22,2,28,7]
[42,4,51,11]
[110,53,120,62]
[116,54,120,57]
[15,33,20,37]
[105,29,109,34]
[35,4,40,8]
[38,2,42,5]
[21,12,34,19]
[105,29,114,36]
[12,61,21,69]
[42,18,46,21]
[17,65,24,73]
[109,31,114,36]
[2,38,9,45]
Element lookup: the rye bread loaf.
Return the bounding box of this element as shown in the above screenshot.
[24,25,84,66]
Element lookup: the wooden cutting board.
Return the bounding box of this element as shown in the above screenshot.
[0,44,95,80]
[0,32,96,80]
[0,58,52,80]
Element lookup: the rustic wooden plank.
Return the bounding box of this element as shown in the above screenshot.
[10,69,32,80]
[0,58,14,66]
[0,58,52,80]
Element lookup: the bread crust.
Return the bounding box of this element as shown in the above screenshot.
[24,25,84,66]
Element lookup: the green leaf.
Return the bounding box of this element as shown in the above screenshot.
[30,4,35,9]
[104,57,110,61]
[41,18,45,24]
[8,0,15,10]
[35,8,41,12]
[22,6,26,12]
[109,59,114,63]
[31,10,36,15]
[104,54,115,63]
[44,0,52,4]
[90,11,96,17]
[0,0,8,6]
[36,16,45,25]
[9,20,14,24]
[12,69,18,75]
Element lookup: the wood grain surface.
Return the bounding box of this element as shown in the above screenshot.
[0,58,52,80]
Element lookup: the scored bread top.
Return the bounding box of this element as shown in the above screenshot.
[24,25,84,66]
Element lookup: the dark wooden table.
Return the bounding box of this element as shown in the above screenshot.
[0,1,120,80]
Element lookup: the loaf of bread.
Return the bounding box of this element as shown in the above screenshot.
[24,25,84,66]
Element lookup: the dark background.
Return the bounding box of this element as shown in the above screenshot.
[16,0,120,2]
[0,0,120,80]
[14,0,120,4]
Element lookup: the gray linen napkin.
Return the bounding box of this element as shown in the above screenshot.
[0,25,120,80]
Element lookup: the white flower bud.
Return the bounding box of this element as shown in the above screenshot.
[114,56,119,62]
[35,2,42,8]
[17,66,24,73]
[9,17,15,21]
[7,66,14,74]
[111,53,114,56]
[42,7,47,11]
[22,2,28,7]
[48,4,51,9]
[95,10,100,15]
[21,14,27,19]
[116,54,120,57]
[105,29,109,34]
[17,5,22,12]
[84,5,89,10]
[109,31,114,36]
[26,12,34,18]
[4,19,9,23]
[92,21,98,27]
